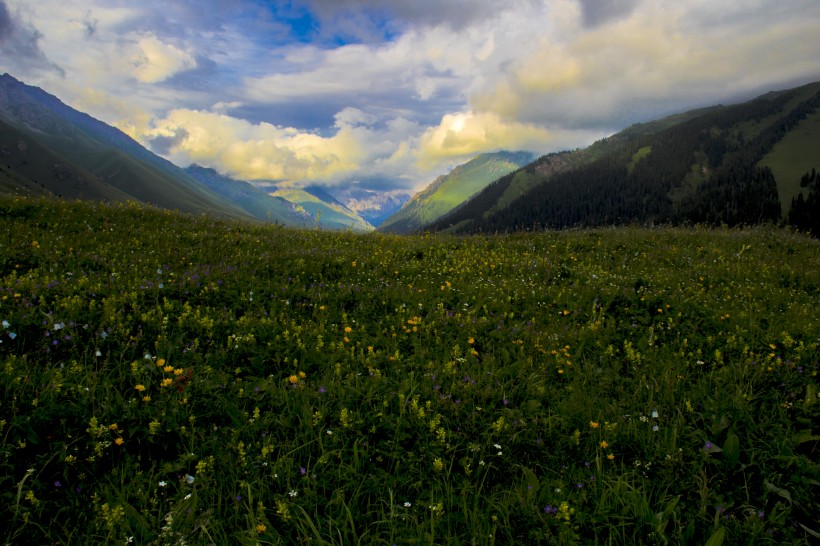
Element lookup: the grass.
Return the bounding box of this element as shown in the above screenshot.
[759,108,820,216]
[1,196,818,545]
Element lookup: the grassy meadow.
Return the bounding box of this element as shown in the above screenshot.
[1,196,818,545]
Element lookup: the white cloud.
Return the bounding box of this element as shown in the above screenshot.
[128,33,197,83]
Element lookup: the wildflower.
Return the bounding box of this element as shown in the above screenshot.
[256,523,267,533]
[433,458,444,471]
[158,481,167,487]
[589,421,600,429]
[468,337,475,344]
[156,358,166,366]
[404,502,412,507]
[114,438,124,446]
[344,326,352,333]
[607,453,615,460]
[1,320,8,328]
[134,384,146,392]
[163,365,174,373]
[185,475,195,484]
[288,375,298,384]
[288,489,298,498]
[161,378,173,387]
[298,371,306,379]
[600,441,609,449]
[651,410,659,419]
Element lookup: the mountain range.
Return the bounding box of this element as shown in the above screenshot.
[0,73,379,231]
[1,72,818,236]
[424,82,820,235]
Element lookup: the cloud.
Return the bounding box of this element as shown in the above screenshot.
[137,109,369,183]
[3,0,820,197]
[304,0,539,34]
[127,33,198,83]
[416,109,598,168]
[470,0,820,129]
[576,0,641,27]
[0,0,64,76]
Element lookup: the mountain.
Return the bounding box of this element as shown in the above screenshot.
[328,187,412,227]
[429,82,820,235]
[183,165,312,226]
[0,73,250,218]
[378,151,533,234]
[265,185,374,232]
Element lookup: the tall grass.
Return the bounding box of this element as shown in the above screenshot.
[1,196,818,544]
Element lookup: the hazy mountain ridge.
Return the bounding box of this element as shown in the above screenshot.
[268,186,374,232]
[328,187,412,227]
[183,165,313,226]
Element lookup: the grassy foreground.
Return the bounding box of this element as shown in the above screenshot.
[1,197,818,545]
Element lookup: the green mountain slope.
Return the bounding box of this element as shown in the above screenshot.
[431,82,820,234]
[269,186,374,232]
[758,95,820,215]
[379,151,533,234]
[0,73,250,219]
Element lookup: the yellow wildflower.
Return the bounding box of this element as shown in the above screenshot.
[114,438,124,446]
[288,375,298,384]
[607,453,615,460]
[589,421,600,429]
[256,523,267,533]
[600,441,609,449]
[135,384,146,392]
[163,365,174,373]
[156,358,166,367]
[161,378,173,387]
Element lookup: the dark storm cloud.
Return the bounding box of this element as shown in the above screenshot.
[576,0,642,27]
[303,0,539,36]
[147,127,189,155]
[0,0,64,76]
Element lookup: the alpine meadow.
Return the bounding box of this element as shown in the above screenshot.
[1,197,818,544]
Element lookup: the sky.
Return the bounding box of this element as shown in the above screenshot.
[1,0,820,193]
